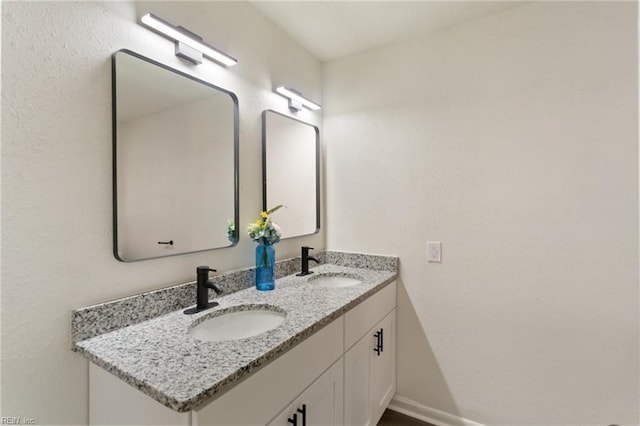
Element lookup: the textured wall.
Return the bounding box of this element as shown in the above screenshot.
[1,1,322,423]
[323,2,638,425]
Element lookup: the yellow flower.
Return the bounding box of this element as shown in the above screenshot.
[260,211,268,219]
[255,220,263,226]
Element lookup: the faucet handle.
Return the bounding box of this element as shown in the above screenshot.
[301,246,314,255]
[196,266,217,274]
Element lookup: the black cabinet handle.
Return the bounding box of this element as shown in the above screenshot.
[373,328,385,356]
[287,413,297,425]
[297,404,307,426]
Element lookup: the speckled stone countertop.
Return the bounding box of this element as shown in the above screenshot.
[73,253,397,412]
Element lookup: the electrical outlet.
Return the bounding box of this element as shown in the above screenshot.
[427,241,441,263]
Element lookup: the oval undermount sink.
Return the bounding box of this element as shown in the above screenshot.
[189,306,286,343]
[309,273,363,288]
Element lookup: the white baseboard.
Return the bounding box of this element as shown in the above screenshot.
[387,395,486,426]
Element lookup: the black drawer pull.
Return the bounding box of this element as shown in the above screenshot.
[297,404,307,426]
[287,413,297,425]
[373,330,382,356]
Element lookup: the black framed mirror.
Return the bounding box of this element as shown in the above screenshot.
[113,49,239,262]
[262,110,320,239]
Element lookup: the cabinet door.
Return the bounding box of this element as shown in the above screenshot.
[269,360,344,426]
[343,335,371,426]
[344,309,396,426]
[370,310,396,425]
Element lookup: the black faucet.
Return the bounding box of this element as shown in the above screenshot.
[296,246,319,276]
[184,266,223,315]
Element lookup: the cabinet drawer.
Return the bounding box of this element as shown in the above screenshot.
[194,316,344,426]
[344,281,396,351]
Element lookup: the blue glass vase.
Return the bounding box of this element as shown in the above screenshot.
[255,243,275,291]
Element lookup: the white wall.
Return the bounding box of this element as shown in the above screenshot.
[323,2,638,426]
[1,1,322,423]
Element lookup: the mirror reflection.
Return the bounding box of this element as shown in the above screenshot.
[113,49,239,262]
[262,110,320,239]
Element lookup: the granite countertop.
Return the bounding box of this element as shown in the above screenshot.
[73,261,397,412]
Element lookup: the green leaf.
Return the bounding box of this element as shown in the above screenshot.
[266,204,284,215]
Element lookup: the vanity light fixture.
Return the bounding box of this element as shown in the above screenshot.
[140,13,237,66]
[275,86,321,112]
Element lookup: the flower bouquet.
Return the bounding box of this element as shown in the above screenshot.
[246,205,283,290]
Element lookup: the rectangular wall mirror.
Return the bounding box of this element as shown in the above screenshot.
[113,49,239,262]
[262,110,320,239]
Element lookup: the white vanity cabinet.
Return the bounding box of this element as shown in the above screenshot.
[344,283,397,426]
[91,317,343,426]
[89,281,397,426]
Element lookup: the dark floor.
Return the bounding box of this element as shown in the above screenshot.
[377,409,436,426]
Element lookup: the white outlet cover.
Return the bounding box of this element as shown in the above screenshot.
[427,241,442,262]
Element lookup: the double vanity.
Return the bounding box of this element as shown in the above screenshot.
[99,43,394,426]
[73,251,398,425]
